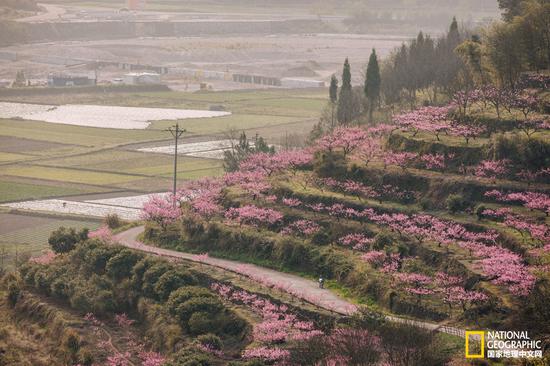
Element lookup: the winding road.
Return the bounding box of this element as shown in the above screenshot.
[114,226,467,338]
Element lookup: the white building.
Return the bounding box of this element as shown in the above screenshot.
[123,72,161,85]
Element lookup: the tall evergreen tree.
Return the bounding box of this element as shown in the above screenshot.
[434,17,464,97]
[337,58,353,125]
[329,75,338,104]
[329,74,338,128]
[448,17,460,45]
[364,49,381,123]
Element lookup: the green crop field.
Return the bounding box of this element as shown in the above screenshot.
[0,119,169,147]
[0,213,100,270]
[0,179,106,203]
[2,165,142,185]
[0,88,323,203]
[149,114,308,135]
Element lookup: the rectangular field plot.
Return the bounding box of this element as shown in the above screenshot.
[156,166,223,179]
[138,140,233,160]
[0,135,80,154]
[39,150,223,176]
[124,160,223,176]
[39,149,172,169]
[230,97,327,117]
[0,180,105,203]
[149,113,303,134]
[4,199,141,220]
[0,119,169,147]
[1,191,172,221]
[0,102,230,130]
[85,192,169,209]
[2,165,141,185]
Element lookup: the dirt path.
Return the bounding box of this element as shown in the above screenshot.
[114,226,468,338]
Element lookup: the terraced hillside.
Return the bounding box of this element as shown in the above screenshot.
[140,77,550,359]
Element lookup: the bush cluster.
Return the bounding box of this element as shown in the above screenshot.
[20,237,247,353]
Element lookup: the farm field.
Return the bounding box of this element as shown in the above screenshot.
[0,88,323,270]
[0,102,231,129]
[0,212,100,270]
[138,140,233,159]
[0,179,108,203]
[0,88,322,204]
[5,199,141,220]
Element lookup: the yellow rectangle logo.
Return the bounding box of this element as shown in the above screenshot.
[465,331,485,359]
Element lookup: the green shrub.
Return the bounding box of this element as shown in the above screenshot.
[475,205,486,220]
[218,312,247,336]
[445,194,468,213]
[486,134,550,173]
[33,268,53,295]
[313,151,347,178]
[167,286,222,329]
[142,262,172,298]
[79,349,94,366]
[311,230,330,245]
[73,241,121,275]
[365,278,384,302]
[104,213,124,229]
[131,257,155,288]
[48,227,88,253]
[7,281,20,307]
[311,247,354,281]
[154,269,197,301]
[172,297,224,329]
[419,198,432,210]
[21,265,38,286]
[166,286,214,304]
[137,298,184,353]
[188,312,217,335]
[63,329,81,356]
[106,249,143,280]
[51,278,68,299]
[168,348,214,366]
[69,291,92,311]
[372,231,394,250]
[93,290,116,314]
[289,243,311,268]
[197,334,223,350]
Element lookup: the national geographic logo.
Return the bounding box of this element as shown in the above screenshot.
[465,331,485,359]
[465,331,543,359]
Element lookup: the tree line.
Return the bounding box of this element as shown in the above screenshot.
[322,1,548,129]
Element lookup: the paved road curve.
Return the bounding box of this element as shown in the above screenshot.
[115,226,468,338]
[115,226,355,315]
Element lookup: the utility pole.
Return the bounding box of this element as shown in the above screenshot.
[167,123,185,208]
[0,243,5,271]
